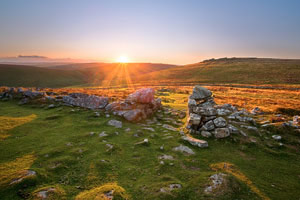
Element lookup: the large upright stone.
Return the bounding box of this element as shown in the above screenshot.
[190,85,212,100]
[126,88,155,104]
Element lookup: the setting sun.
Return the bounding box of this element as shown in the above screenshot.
[116,56,129,63]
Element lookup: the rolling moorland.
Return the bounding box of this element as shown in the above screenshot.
[0,58,300,200]
[1,58,300,88]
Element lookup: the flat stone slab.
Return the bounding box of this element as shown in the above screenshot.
[182,135,208,148]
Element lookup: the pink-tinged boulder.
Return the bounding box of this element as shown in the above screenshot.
[126,88,155,104]
[123,109,146,122]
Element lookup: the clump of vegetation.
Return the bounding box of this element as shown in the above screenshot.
[31,185,66,200]
[211,162,270,200]
[276,108,300,116]
[0,154,36,187]
[0,114,36,140]
[75,182,129,200]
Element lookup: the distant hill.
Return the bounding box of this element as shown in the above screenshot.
[136,58,300,85]
[0,64,85,88]
[0,63,177,88]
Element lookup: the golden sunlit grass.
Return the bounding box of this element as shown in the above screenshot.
[75,182,129,200]
[0,154,36,187]
[0,114,37,140]
[31,185,66,200]
[211,162,270,200]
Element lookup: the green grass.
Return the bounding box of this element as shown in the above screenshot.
[0,100,300,199]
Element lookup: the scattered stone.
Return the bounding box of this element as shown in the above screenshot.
[142,127,155,132]
[89,132,95,136]
[10,170,36,185]
[173,144,195,155]
[201,131,212,138]
[241,125,258,132]
[160,145,164,150]
[169,184,182,190]
[182,135,208,148]
[251,107,263,115]
[135,138,149,145]
[213,128,230,139]
[158,154,174,160]
[228,124,239,134]
[162,124,177,132]
[125,128,131,132]
[293,116,300,125]
[272,135,282,140]
[66,142,72,146]
[48,104,55,109]
[106,144,114,150]
[106,114,110,118]
[240,130,248,137]
[99,131,108,137]
[107,120,122,128]
[62,93,108,110]
[204,173,227,194]
[94,112,100,117]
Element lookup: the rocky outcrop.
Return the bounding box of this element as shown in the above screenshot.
[186,85,256,139]
[62,93,108,109]
[106,88,162,122]
[0,87,162,122]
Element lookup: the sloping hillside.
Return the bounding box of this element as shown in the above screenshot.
[0,63,177,88]
[0,64,86,88]
[136,58,300,85]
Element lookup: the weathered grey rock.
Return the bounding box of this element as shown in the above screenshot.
[201,131,212,138]
[182,135,208,148]
[193,106,217,116]
[187,113,201,126]
[142,127,155,132]
[251,107,263,115]
[36,187,57,199]
[10,170,36,185]
[24,90,45,99]
[217,108,232,116]
[188,98,197,107]
[169,184,182,190]
[107,120,122,128]
[213,128,230,138]
[240,125,258,132]
[173,144,195,155]
[272,135,282,140]
[158,154,174,160]
[135,138,149,145]
[190,85,212,100]
[202,120,215,131]
[213,117,227,128]
[62,94,108,110]
[228,124,239,134]
[204,173,227,194]
[162,124,177,132]
[293,115,300,125]
[99,131,108,137]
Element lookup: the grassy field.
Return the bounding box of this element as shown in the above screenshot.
[0,86,300,199]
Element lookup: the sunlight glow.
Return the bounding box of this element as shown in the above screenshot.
[116,56,129,63]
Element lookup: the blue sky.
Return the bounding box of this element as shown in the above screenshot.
[0,0,299,64]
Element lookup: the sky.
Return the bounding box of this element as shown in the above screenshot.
[0,0,300,64]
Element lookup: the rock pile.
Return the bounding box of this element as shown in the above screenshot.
[105,88,162,122]
[186,85,254,138]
